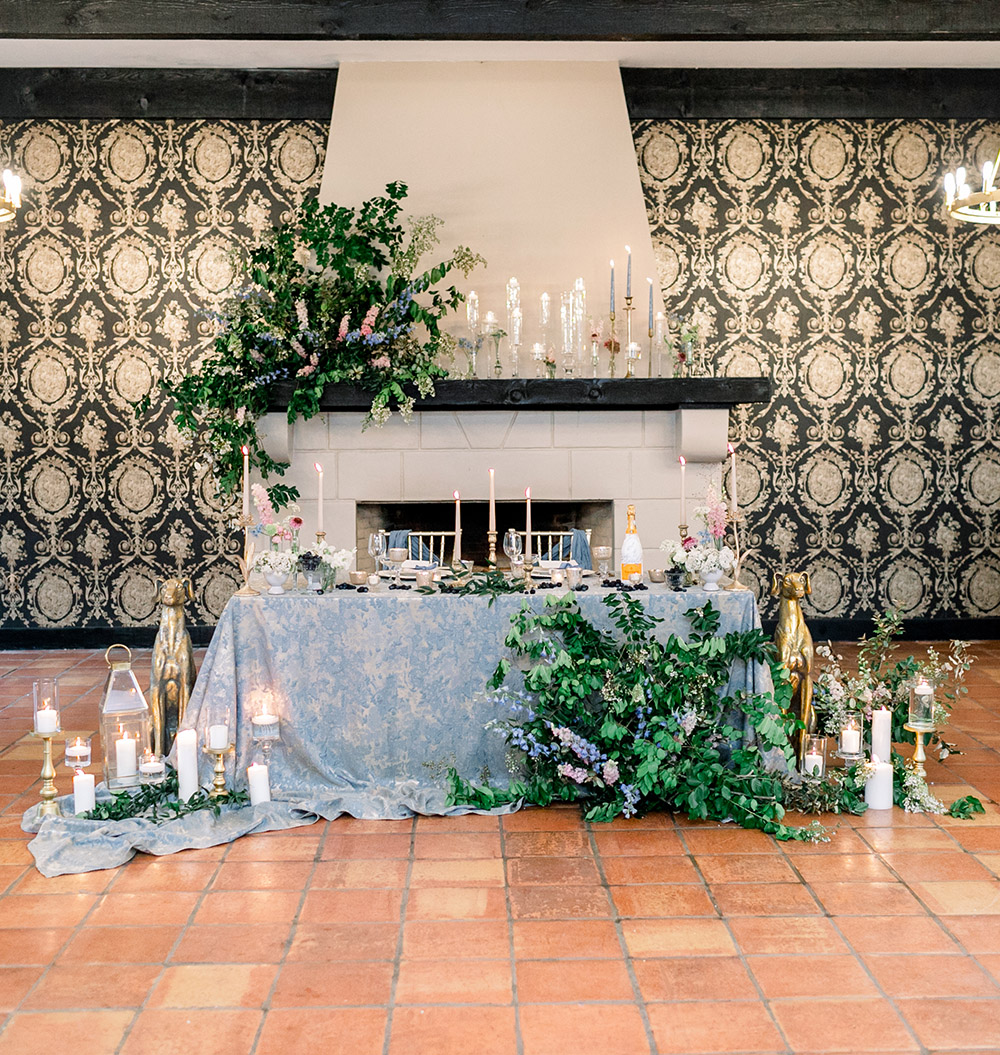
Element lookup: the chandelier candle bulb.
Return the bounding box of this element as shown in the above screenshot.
[314,462,324,535]
[73,771,96,814]
[176,729,199,802]
[115,733,138,780]
[865,757,893,810]
[488,469,496,532]
[871,707,892,760]
[248,763,271,806]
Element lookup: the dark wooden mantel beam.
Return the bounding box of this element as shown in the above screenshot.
[0,0,997,41]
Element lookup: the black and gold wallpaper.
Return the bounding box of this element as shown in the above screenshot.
[0,119,327,630]
[636,118,1000,622]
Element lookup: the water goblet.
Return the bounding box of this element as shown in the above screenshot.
[593,545,612,580]
[503,528,523,580]
[387,547,408,589]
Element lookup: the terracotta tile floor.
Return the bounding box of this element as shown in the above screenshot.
[1,643,1000,1054]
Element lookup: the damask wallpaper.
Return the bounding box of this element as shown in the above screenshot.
[0,119,327,631]
[636,118,1000,622]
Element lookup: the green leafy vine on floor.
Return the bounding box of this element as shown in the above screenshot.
[447,595,863,841]
[141,182,484,509]
[82,768,249,823]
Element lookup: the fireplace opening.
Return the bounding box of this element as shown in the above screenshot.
[356,501,614,571]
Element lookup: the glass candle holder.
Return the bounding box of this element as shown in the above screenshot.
[802,735,827,778]
[908,676,936,729]
[838,713,863,759]
[64,736,92,769]
[206,708,232,751]
[33,678,60,735]
[138,750,167,786]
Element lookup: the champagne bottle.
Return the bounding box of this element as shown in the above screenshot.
[620,504,643,581]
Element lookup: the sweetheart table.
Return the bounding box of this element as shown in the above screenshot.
[23,586,771,876]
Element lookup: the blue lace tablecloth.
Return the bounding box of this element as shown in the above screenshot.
[23,587,770,875]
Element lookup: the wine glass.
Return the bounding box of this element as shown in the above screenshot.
[593,545,612,580]
[368,532,385,578]
[503,528,523,580]
[387,547,408,589]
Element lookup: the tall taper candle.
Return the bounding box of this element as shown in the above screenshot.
[488,468,496,532]
[727,443,738,516]
[524,487,532,565]
[314,461,324,534]
[679,456,687,528]
[609,260,614,315]
[453,490,462,564]
[625,245,632,298]
[241,444,250,518]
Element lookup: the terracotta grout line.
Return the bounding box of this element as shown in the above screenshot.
[497,816,525,1055]
[584,820,660,1055]
[774,836,930,1055]
[380,814,418,1055]
[246,816,332,1055]
[113,837,239,1055]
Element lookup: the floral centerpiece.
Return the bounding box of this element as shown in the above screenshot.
[664,313,700,377]
[681,487,735,586]
[150,182,484,509]
[658,538,691,570]
[252,549,296,594]
[317,546,356,590]
[252,483,303,550]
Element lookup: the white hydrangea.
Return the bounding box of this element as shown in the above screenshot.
[319,546,356,571]
[253,549,295,573]
[658,538,688,569]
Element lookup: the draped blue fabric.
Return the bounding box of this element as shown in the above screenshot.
[542,528,592,568]
[22,588,771,875]
[386,529,436,563]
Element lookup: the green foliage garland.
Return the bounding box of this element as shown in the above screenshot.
[148,182,484,508]
[82,767,249,823]
[448,594,848,841]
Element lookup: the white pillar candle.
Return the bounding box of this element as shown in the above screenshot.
[34,708,58,734]
[176,729,199,802]
[871,708,892,761]
[864,758,894,810]
[803,752,824,777]
[241,444,250,519]
[73,771,96,814]
[524,487,532,565]
[453,490,462,564]
[841,728,861,754]
[488,468,496,533]
[314,461,324,534]
[247,763,271,806]
[208,724,229,750]
[678,456,687,528]
[115,735,138,778]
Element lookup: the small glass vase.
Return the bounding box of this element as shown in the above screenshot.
[665,568,686,592]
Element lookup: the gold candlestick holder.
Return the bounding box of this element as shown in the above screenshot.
[904,722,934,779]
[648,327,654,378]
[315,530,326,548]
[623,296,636,379]
[487,530,497,566]
[204,744,233,799]
[608,312,616,378]
[33,732,60,818]
[234,512,259,597]
[726,509,752,592]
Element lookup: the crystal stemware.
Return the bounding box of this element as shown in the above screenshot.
[368,532,386,577]
[503,528,523,581]
[593,545,612,580]
[387,547,408,589]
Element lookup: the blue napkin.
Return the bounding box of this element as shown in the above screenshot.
[543,529,592,569]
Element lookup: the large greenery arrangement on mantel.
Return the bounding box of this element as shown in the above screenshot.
[147,182,483,508]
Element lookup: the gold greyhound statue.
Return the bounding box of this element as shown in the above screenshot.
[771,571,815,759]
[150,577,197,756]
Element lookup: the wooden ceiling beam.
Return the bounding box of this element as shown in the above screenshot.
[0,0,997,42]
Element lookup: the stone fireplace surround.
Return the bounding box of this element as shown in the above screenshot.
[260,379,770,573]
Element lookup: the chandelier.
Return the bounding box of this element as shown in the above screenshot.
[0,169,21,223]
[944,147,1000,225]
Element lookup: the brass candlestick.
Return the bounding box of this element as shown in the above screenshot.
[204,745,232,799]
[315,530,326,548]
[648,328,654,378]
[487,530,497,566]
[726,509,752,592]
[904,722,934,779]
[33,732,60,818]
[623,296,636,379]
[234,512,259,597]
